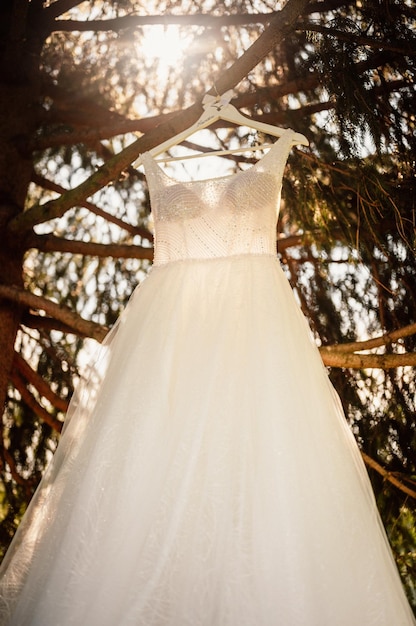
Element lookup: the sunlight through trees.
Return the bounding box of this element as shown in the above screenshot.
[0,0,415,607]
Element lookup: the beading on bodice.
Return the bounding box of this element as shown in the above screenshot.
[141,129,296,266]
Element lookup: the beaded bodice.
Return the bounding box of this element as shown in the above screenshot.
[142,129,296,266]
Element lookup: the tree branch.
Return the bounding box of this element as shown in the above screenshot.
[203,0,312,99]
[50,0,379,34]
[320,321,416,370]
[10,370,63,433]
[31,172,153,241]
[278,234,305,251]
[13,352,69,413]
[52,12,280,32]
[320,349,416,369]
[0,285,108,342]
[33,76,318,152]
[298,23,416,55]
[32,119,154,151]
[31,16,404,159]
[27,233,153,260]
[32,100,328,151]
[21,312,84,335]
[43,0,85,20]
[41,87,129,129]
[7,0,312,235]
[322,323,416,354]
[362,452,416,500]
[1,448,30,488]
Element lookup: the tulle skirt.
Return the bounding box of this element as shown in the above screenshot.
[0,254,414,625]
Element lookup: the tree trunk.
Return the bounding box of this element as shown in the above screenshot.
[0,2,43,412]
[0,206,24,415]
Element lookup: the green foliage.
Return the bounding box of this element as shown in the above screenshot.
[0,0,415,609]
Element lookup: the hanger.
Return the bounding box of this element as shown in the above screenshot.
[134,90,308,166]
[155,143,278,163]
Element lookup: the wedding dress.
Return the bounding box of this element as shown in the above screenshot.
[0,129,415,625]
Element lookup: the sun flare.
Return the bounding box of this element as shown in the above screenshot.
[140,25,192,72]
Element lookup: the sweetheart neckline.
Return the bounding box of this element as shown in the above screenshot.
[142,128,294,186]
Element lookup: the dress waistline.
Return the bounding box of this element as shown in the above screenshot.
[151,252,278,272]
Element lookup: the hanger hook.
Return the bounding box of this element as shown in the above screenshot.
[202,89,234,111]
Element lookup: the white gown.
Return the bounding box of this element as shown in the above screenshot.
[0,129,415,625]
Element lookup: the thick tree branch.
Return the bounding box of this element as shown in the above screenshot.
[27,233,153,260]
[362,452,416,500]
[0,285,108,342]
[7,0,312,235]
[50,0,379,33]
[52,13,416,58]
[32,120,153,151]
[21,312,84,335]
[53,12,280,32]
[320,349,416,369]
[278,234,305,251]
[192,0,311,100]
[40,0,352,35]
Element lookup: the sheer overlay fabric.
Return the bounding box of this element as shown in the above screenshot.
[0,131,414,625]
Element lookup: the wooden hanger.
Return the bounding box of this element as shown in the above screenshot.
[134,90,308,165]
